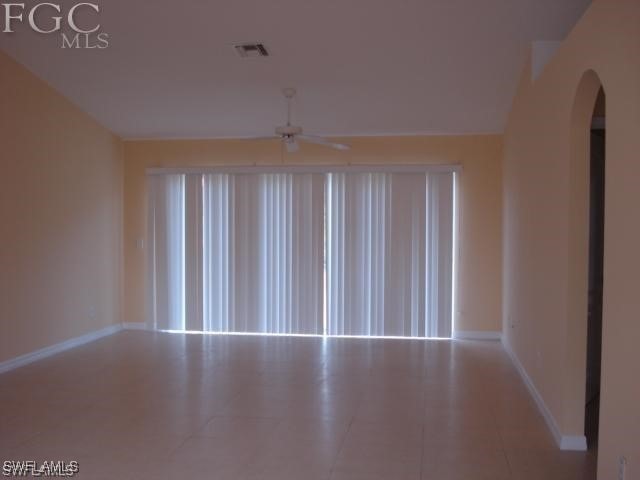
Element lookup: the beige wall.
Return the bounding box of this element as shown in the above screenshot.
[503,0,640,477]
[0,51,123,363]
[123,135,503,334]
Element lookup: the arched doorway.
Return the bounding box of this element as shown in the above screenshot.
[567,70,605,466]
[585,87,605,450]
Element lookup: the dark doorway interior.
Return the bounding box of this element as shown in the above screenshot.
[585,88,605,450]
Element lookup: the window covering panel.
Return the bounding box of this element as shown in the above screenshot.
[147,174,187,330]
[325,171,454,337]
[202,173,325,334]
[146,168,454,338]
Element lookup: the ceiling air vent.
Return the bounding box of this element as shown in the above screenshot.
[234,43,269,58]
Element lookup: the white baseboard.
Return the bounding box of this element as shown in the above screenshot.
[502,339,587,451]
[557,434,588,451]
[0,323,123,375]
[454,330,502,341]
[122,322,149,330]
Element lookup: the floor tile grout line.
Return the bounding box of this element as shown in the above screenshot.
[326,407,359,479]
[419,423,426,480]
[502,448,514,479]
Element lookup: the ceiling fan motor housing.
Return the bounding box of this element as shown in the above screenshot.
[275,125,303,137]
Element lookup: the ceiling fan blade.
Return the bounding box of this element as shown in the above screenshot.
[298,135,350,151]
[244,136,281,141]
[285,138,299,153]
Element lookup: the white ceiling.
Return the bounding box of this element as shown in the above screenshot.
[0,0,591,139]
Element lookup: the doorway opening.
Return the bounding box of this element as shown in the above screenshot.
[585,87,605,450]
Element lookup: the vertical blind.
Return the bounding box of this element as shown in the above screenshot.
[147,174,186,331]
[425,172,455,338]
[147,168,455,338]
[202,173,325,334]
[325,172,454,337]
[326,173,426,336]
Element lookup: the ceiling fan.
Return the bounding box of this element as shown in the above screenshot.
[250,88,350,153]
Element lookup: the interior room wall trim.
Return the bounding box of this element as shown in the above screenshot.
[122,322,150,330]
[453,330,502,341]
[502,339,587,451]
[0,324,123,375]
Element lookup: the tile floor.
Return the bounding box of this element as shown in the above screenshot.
[0,331,596,479]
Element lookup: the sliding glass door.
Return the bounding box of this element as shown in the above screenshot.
[146,167,456,338]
